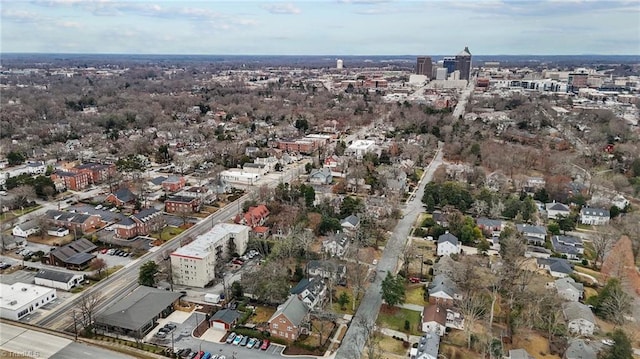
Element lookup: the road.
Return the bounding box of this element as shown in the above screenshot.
[452,78,475,120]
[335,144,444,359]
[34,161,308,333]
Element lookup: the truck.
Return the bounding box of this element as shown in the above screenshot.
[204,293,221,304]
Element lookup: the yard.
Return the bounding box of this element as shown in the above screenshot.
[330,286,359,315]
[404,284,427,306]
[150,226,185,240]
[573,265,603,283]
[296,319,336,349]
[376,306,422,336]
[378,334,409,356]
[510,331,561,359]
[0,205,42,222]
[27,233,75,246]
[247,305,276,324]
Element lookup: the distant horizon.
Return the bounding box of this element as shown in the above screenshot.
[2,1,638,56]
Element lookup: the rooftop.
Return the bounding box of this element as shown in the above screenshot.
[0,283,56,310]
[171,223,249,259]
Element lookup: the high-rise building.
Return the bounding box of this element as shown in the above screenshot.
[455,46,472,81]
[416,56,432,79]
[443,57,457,74]
[336,59,343,69]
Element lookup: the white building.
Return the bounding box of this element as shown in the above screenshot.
[345,140,377,160]
[12,220,40,238]
[579,207,610,226]
[436,233,460,257]
[0,283,57,320]
[563,302,596,336]
[336,59,343,69]
[219,169,260,187]
[34,269,85,291]
[171,223,250,288]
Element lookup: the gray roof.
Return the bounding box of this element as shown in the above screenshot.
[340,214,360,227]
[269,295,309,327]
[555,277,583,294]
[564,339,597,359]
[546,202,570,212]
[50,238,97,264]
[45,209,95,224]
[16,220,39,231]
[562,302,595,323]
[150,176,167,185]
[516,224,547,235]
[34,269,83,283]
[580,207,610,218]
[113,187,136,203]
[309,167,331,179]
[415,333,440,359]
[551,235,583,256]
[132,207,161,222]
[211,309,241,325]
[509,349,534,359]
[96,286,181,332]
[476,217,503,228]
[538,257,573,274]
[456,46,471,57]
[437,233,458,245]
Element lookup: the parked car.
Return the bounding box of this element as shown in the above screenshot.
[154,331,167,338]
[239,336,248,346]
[164,323,177,331]
[225,332,236,344]
[409,277,421,284]
[100,248,108,254]
[260,339,270,350]
[0,263,12,270]
[246,337,257,349]
[253,339,262,349]
[232,335,243,345]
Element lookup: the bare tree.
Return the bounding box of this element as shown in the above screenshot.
[10,185,36,207]
[77,291,103,334]
[89,258,107,279]
[601,284,633,326]
[536,291,565,345]
[591,226,617,270]
[456,292,487,349]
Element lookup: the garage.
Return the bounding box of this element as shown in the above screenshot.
[209,309,241,331]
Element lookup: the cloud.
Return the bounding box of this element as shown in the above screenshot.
[56,20,83,28]
[262,3,301,15]
[336,0,390,4]
[1,9,43,23]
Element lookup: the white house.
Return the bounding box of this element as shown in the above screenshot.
[545,202,570,220]
[516,224,547,246]
[309,167,332,185]
[436,233,460,256]
[0,283,57,320]
[12,220,40,238]
[563,302,596,336]
[47,227,70,237]
[553,277,584,302]
[34,269,85,291]
[170,223,250,288]
[579,207,610,226]
[345,140,377,160]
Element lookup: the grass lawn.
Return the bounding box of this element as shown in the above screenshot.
[440,344,484,359]
[151,226,185,240]
[250,306,276,324]
[404,285,426,306]
[584,287,598,301]
[576,223,594,231]
[379,335,409,356]
[376,306,422,336]
[573,265,603,283]
[0,205,42,222]
[415,213,432,228]
[330,287,359,315]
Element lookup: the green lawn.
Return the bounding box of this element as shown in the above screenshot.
[376,307,422,336]
[151,226,185,240]
[405,285,427,306]
[330,287,360,315]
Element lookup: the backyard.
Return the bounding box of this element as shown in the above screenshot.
[376,306,422,336]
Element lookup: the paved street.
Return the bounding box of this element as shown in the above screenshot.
[335,144,444,359]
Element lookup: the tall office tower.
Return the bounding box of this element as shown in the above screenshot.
[455,46,472,81]
[416,56,432,79]
[336,59,343,69]
[443,57,457,74]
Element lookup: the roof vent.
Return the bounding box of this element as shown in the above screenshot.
[9,300,17,305]
[21,287,28,292]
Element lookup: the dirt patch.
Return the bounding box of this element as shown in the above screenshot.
[250,306,276,324]
[510,332,561,359]
[28,234,74,246]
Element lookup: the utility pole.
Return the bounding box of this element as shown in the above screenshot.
[72,310,78,341]
[416,254,424,278]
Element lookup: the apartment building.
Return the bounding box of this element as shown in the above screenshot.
[170,223,250,288]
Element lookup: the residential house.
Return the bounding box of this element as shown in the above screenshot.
[564,339,597,359]
[309,167,332,185]
[306,260,346,281]
[508,349,535,359]
[106,187,137,207]
[234,204,270,229]
[44,238,97,269]
[47,227,69,237]
[95,286,181,339]
[323,155,347,178]
[177,186,216,204]
[409,333,440,359]
[148,176,167,191]
[382,168,407,194]
[267,295,310,341]
[12,220,40,238]
[51,170,90,191]
[432,211,449,228]
[254,157,279,172]
[579,207,610,226]
[554,277,584,302]
[114,208,164,239]
[432,256,456,277]
[44,210,102,234]
[427,274,461,307]
[475,217,504,237]
[322,233,349,258]
[562,302,596,336]
[70,162,116,184]
[290,277,327,310]
[551,235,584,260]
[546,202,571,220]
[516,224,547,246]
[436,233,460,257]
[209,309,242,330]
[340,214,360,234]
[421,305,446,336]
[162,176,186,192]
[164,195,201,214]
[34,269,85,291]
[538,257,573,278]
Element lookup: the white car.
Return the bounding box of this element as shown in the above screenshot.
[372,259,378,265]
[601,339,614,346]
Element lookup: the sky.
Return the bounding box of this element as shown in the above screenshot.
[1,0,639,55]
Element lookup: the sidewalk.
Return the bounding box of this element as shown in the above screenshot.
[398,303,424,312]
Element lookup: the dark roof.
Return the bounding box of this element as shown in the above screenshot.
[75,162,109,170]
[150,176,167,185]
[166,195,197,203]
[580,207,610,218]
[516,224,547,235]
[437,233,459,245]
[45,210,95,224]
[132,207,161,222]
[476,217,502,228]
[211,309,241,324]
[290,278,311,295]
[50,238,97,264]
[269,295,309,327]
[65,252,95,265]
[113,188,136,203]
[96,286,181,332]
[537,257,573,274]
[35,269,82,283]
[118,217,136,226]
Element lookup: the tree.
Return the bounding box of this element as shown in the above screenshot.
[89,258,107,279]
[589,278,632,325]
[139,261,159,287]
[337,292,350,310]
[601,329,633,359]
[10,185,36,208]
[591,227,616,270]
[77,291,102,336]
[457,292,486,349]
[380,272,405,307]
[7,151,25,165]
[231,281,244,300]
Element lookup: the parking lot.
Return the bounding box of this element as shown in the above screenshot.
[67,204,127,223]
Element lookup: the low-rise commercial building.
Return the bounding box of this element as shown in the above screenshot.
[0,283,57,320]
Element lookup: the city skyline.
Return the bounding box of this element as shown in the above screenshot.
[1,0,639,56]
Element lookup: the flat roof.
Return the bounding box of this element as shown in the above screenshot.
[0,283,56,310]
[171,223,249,259]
